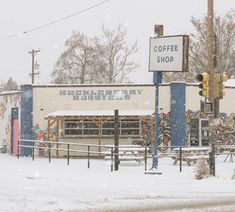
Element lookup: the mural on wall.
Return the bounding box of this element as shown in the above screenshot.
[156,110,235,151]
[0,94,20,153]
[131,115,171,153]
[158,112,171,152]
[0,98,7,119]
[141,121,151,146]
[0,95,20,119]
[216,113,235,144]
[32,124,57,156]
[131,120,152,147]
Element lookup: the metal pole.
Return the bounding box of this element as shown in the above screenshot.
[32,146,34,161]
[111,147,114,172]
[48,142,51,163]
[88,145,90,169]
[150,25,163,171]
[17,139,20,159]
[207,0,216,176]
[67,144,70,165]
[144,146,147,171]
[114,109,119,171]
[179,147,182,172]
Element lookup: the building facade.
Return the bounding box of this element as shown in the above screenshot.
[0,83,234,156]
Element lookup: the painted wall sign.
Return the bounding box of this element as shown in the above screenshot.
[149,35,189,72]
[59,89,143,101]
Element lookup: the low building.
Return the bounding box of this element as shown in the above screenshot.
[0,82,234,156]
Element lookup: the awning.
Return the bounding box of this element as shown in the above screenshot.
[46,109,154,118]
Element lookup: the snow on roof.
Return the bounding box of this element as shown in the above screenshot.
[32,83,154,88]
[46,110,154,117]
[225,79,235,87]
[0,90,20,96]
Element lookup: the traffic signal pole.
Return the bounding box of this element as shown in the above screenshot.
[207,0,216,176]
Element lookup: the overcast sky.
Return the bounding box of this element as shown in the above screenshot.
[0,0,235,85]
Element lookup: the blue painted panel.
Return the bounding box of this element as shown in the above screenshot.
[170,83,186,146]
[20,85,33,156]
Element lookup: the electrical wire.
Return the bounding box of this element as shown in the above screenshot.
[0,0,111,41]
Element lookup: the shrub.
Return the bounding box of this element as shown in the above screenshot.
[194,158,209,180]
[231,170,235,180]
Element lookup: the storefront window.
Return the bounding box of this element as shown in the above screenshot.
[63,119,140,137]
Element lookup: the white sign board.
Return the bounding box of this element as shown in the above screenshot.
[149,35,189,72]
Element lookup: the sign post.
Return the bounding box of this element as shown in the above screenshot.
[146,25,189,174]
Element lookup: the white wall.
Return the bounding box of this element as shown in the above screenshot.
[159,85,171,113]
[33,84,155,131]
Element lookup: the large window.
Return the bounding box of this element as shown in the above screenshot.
[120,120,140,135]
[64,120,98,136]
[64,120,82,135]
[102,121,116,135]
[63,118,140,137]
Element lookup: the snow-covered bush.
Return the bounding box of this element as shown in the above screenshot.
[194,158,209,180]
[231,170,235,180]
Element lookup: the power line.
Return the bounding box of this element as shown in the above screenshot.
[0,0,111,41]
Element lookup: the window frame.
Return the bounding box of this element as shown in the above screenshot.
[62,118,141,137]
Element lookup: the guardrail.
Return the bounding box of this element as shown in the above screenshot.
[17,139,152,171]
[17,139,215,172]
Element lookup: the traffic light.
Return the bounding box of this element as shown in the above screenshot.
[222,73,228,97]
[214,73,220,98]
[214,73,228,98]
[197,72,209,97]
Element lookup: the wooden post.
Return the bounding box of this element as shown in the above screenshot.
[98,118,102,157]
[179,147,182,172]
[144,146,147,171]
[56,119,59,157]
[88,145,90,168]
[207,0,216,177]
[48,142,51,163]
[32,146,34,161]
[67,144,70,165]
[114,110,119,171]
[17,139,20,159]
[111,147,114,172]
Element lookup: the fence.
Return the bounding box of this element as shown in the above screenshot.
[17,139,220,172]
[17,139,152,171]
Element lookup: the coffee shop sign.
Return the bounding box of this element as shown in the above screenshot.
[149,35,189,72]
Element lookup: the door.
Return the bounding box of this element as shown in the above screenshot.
[189,118,199,146]
[200,119,209,146]
[11,108,19,155]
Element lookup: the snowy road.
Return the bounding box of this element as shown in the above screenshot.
[106,197,235,212]
[0,154,235,211]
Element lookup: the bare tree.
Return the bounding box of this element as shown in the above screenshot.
[94,24,139,83]
[163,10,235,83]
[51,25,139,84]
[51,32,94,84]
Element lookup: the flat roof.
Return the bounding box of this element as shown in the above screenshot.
[46,110,154,118]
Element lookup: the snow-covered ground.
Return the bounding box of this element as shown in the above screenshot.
[0,154,235,212]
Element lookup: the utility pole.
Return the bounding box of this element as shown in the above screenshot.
[207,0,216,176]
[28,49,40,84]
